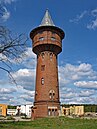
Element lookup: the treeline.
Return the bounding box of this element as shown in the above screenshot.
[61,104,97,112]
[84,104,97,112]
[8,105,17,109]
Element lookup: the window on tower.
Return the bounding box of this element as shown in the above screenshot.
[50,53,53,60]
[41,65,45,71]
[41,77,44,85]
[39,37,44,41]
[49,93,52,99]
[49,90,55,99]
[51,37,56,41]
[48,109,51,116]
[41,52,45,59]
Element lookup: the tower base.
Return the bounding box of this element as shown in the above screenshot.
[31,101,60,119]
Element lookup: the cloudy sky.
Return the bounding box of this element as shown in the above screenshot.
[0,0,97,105]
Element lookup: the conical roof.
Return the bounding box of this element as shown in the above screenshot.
[40,9,55,26]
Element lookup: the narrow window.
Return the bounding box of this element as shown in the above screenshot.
[51,37,56,41]
[53,92,55,99]
[41,77,44,85]
[41,52,45,59]
[50,53,53,60]
[49,93,52,99]
[39,37,44,41]
[52,109,55,116]
[48,109,51,116]
[41,65,45,71]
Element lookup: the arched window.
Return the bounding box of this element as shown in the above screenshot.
[49,90,55,99]
[50,53,53,60]
[49,93,52,99]
[41,52,45,59]
[41,78,44,85]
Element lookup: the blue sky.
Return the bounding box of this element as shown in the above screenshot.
[0,0,97,105]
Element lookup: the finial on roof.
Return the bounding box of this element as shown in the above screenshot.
[40,9,55,26]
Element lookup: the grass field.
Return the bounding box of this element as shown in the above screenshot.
[0,117,97,129]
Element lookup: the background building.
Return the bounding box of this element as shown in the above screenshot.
[61,105,84,116]
[7,109,17,116]
[17,104,33,118]
[0,104,7,116]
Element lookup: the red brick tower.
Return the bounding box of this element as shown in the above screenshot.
[30,9,65,119]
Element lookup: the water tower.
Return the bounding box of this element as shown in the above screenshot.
[30,9,65,119]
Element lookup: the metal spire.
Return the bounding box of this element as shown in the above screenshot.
[40,9,55,26]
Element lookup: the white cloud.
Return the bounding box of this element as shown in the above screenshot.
[87,18,97,30]
[0,0,16,21]
[13,69,33,77]
[74,81,97,89]
[60,85,97,104]
[61,96,97,104]
[79,90,95,97]
[0,53,8,61]
[24,90,35,97]
[88,8,97,30]
[25,48,36,59]
[70,11,87,23]
[22,47,36,68]
[20,94,34,102]
[59,63,97,87]
[70,8,97,30]
[0,47,36,104]
[12,68,36,90]
[59,62,97,104]
[91,8,97,17]
[1,0,16,4]
[0,94,14,102]
[10,47,36,68]
[1,7,10,21]
[62,92,77,99]
[0,88,16,94]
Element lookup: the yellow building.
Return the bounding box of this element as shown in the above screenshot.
[0,104,7,116]
[73,106,84,116]
[62,105,84,116]
[62,107,70,116]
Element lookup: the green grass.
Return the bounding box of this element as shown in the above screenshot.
[0,117,97,129]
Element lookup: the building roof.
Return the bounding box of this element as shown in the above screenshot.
[30,9,65,40]
[40,9,55,26]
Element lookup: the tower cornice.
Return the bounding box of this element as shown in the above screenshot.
[30,25,65,40]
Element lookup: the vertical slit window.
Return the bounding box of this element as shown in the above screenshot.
[50,53,53,60]
[41,53,45,59]
[41,78,44,85]
[41,65,45,71]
